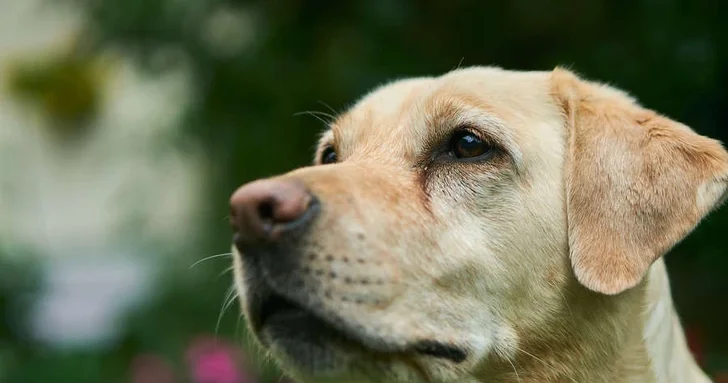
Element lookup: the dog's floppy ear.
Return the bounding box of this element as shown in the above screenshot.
[551,68,728,295]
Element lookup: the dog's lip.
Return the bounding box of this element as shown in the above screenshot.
[251,291,365,346]
[255,293,308,332]
[250,291,468,364]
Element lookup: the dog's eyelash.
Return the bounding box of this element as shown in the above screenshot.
[424,126,500,163]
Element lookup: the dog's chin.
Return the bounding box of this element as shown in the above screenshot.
[256,296,352,374]
[253,296,393,382]
[248,291,469,382]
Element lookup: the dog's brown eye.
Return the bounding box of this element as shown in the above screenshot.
[450,131,491,159]
[320,146,337,164]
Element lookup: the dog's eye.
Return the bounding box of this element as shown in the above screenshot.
[449,131,491,159]
[320,146,338,164]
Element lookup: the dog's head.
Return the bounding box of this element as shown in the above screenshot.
[230,67,728,382]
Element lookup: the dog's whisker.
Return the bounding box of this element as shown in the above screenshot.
[189,252,233,269]
[505,356,521,383]
[293,110,335,126]
[216,265,235,281]
[515,346,549,367]
[234,313,244,344]
[316,100,339,116]
[215,298,238,338]
[215,286,239,336]
[309,109,337,121]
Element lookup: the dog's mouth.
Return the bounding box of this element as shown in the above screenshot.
[254,293,354,348]
[250,290,467,365]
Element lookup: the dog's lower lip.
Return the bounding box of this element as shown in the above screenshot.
[411,340,467,363]
[255,292,353,344]
[253,293,467,364]
[257,293,299,329]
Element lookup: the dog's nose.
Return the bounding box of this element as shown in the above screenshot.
[230,179,318,246]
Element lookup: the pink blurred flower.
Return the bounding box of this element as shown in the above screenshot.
[186,335,257,383]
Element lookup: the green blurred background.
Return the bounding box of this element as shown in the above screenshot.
[0,0,727,382]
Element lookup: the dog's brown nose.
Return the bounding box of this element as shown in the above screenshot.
[229,179,317,246]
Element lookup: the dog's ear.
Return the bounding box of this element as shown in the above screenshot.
[550,68,728,295]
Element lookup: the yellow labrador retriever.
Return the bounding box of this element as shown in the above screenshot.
[229,67,728,383]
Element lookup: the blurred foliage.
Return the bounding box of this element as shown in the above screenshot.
[4,50,110,133]
[3,0,728,381]
[0,251,41,382]
[0,248,284,383]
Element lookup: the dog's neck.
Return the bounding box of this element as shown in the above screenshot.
[642,259,711,383]
[476,259,709,383]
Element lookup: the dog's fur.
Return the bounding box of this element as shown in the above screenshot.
[232,66,728,382]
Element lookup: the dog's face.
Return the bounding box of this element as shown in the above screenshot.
[230,67,728,382]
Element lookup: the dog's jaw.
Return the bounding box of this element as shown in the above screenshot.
[233,245,477,382]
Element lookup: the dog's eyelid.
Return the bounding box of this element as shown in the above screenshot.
[319,142,335,152]
[467,120,523,172]
[460,118,509,147]
[451,125,503,153]
[435,119,520,167]
[314,130,336,157]
[315,143,338,165]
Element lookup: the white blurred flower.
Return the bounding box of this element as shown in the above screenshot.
[0,0,207,349]
[30,252,155,349]
[201,5,259,58]
[0,0,204,258]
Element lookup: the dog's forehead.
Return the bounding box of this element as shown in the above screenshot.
[328,67,556,161]
[328,78,435,160]
[352,77,436,120]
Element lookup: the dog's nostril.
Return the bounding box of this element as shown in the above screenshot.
[229,179,317,245]
[257,199,275,221]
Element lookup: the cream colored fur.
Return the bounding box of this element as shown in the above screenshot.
[232,66,727,382]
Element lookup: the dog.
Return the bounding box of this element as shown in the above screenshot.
[229,66,728,382]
